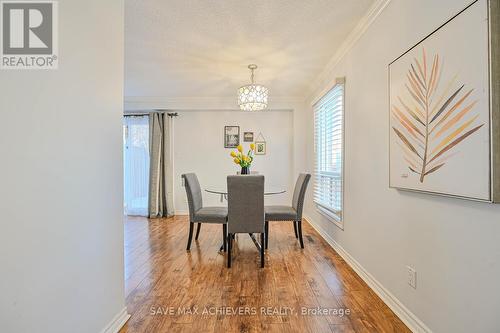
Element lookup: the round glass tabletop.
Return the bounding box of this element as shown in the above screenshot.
[205,187,286,195]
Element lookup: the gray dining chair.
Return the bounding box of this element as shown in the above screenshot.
[182,173,228,251]
[264,173,311,249]
[227,175,265,268]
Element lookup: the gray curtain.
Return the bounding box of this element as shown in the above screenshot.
[148,112,174,218]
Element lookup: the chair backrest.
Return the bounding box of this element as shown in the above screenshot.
[292,173,311,219]
[182,173,203,222]
[227,175,264,234]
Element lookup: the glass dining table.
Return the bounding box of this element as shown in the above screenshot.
[205,186,286,251]
[205,186,286,202]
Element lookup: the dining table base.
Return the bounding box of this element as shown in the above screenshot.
[219,233,262,252]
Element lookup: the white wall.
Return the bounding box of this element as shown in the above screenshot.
[0,1,125,333]
[173,110,294,212]
[299,0,500,332]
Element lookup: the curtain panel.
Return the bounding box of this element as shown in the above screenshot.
[148,113,174,218]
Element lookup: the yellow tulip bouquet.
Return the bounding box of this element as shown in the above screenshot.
[230,143,255,174]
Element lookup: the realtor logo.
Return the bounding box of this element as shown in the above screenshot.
[1,1,58,69]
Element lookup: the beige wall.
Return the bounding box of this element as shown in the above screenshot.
[0,1,125,332]
[124,97,302,213]
[173,110,294,212]
[297,0,500,331]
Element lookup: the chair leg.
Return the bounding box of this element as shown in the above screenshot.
[264,221,269,250]
[222,224,227,252]
[297,220,304,249]
[293,221,299,238]
[260,233,265,268]
[186,223,194,251]
[195,223,202,240]
[227,233,232,268]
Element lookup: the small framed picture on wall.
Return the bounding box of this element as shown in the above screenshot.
[255,141,266,155]
[224,126,240,148]
[243,132,254,142]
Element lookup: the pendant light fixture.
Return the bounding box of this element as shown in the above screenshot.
[237,64,269,111]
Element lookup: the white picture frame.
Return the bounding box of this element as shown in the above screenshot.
[389,0,500,202]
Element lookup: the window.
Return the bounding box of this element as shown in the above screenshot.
[123,115,150,216]
[314,78,345,225]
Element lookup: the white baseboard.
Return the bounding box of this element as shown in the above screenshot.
[100,307,130,333]
[174,210,188,215]
[304,215,431,333]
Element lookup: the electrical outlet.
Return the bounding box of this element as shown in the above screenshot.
[407,266,417,289]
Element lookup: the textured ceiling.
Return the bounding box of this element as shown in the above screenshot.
[125,0,375,99]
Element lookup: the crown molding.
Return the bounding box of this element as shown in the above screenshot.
[306,0,392,104]
[124,95,303,112]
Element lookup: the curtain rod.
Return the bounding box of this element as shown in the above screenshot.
[124,112,178,117]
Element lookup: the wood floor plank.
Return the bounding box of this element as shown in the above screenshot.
[119,216,409,333]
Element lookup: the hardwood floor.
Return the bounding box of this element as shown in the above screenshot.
[120,215,410,333]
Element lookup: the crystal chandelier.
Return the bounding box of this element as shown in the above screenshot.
[237,64,269,111]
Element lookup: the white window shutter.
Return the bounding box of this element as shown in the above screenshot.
[313,79,345,221]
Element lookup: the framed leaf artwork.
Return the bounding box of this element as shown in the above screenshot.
[389,0,500,202]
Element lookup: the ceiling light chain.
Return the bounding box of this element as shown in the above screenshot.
[249,64,256,84]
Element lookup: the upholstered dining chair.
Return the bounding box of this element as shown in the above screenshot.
[264,173,311,249]
[227,175,265,268]
[182,173,228,251]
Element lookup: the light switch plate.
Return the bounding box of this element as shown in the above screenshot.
[407,266,417,289]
